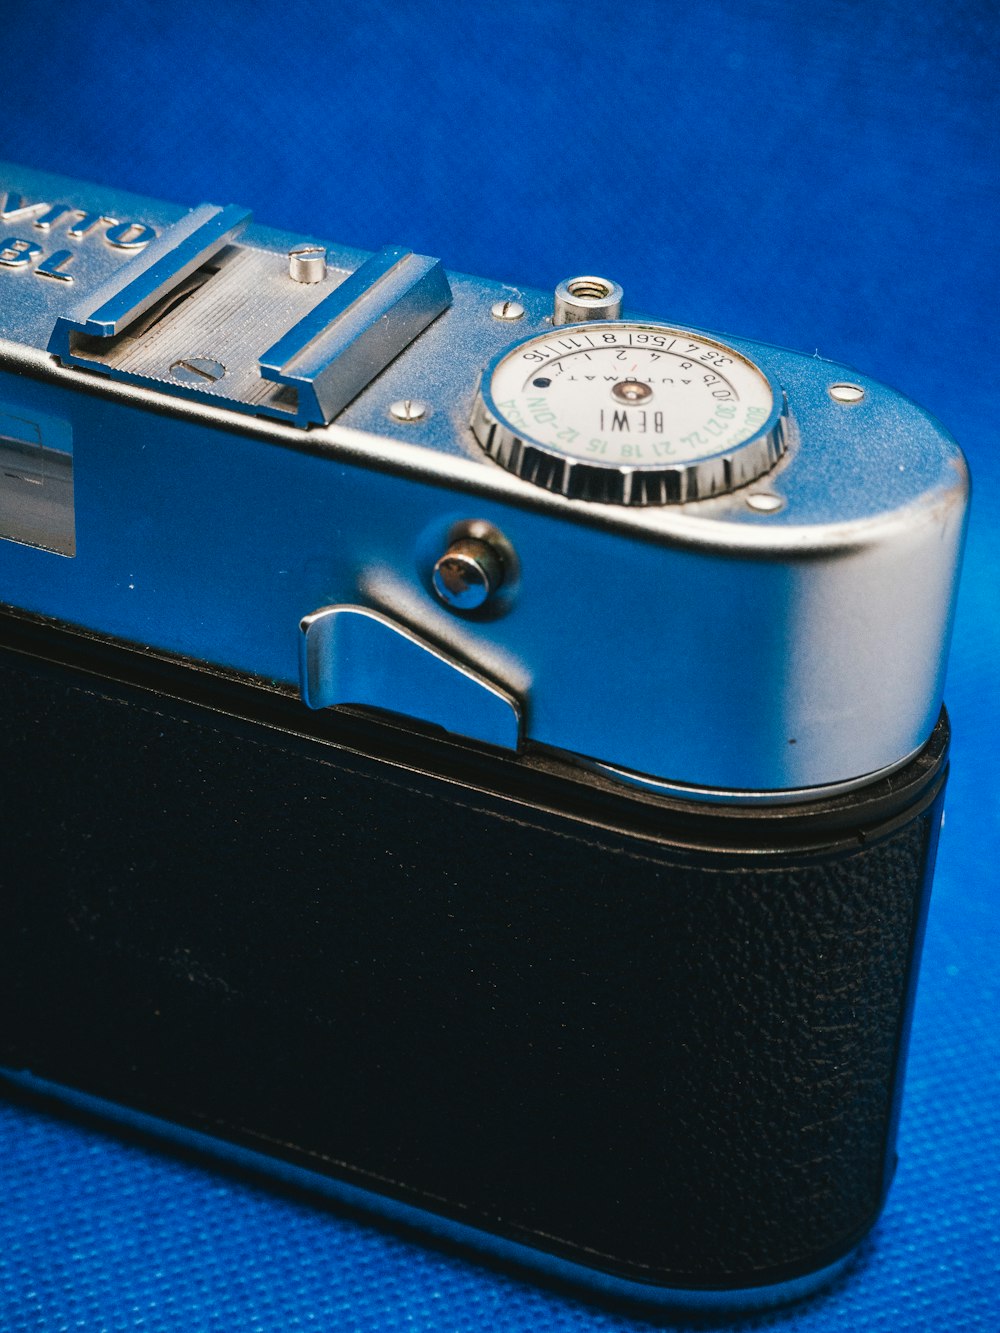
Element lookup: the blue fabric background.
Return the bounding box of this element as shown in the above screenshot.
[1,1,997,1327]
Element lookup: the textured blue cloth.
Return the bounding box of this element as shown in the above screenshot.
[1,1,998,1328]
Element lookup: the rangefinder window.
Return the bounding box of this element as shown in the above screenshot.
[0,408,74,556]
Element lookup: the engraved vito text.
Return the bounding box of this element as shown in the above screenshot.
[0,192,157,284]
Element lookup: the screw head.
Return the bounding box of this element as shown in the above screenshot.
[288,246,327,283]
[169,357,225,384]
[745,491,785,513]
[491,299,526,321]
[829,382,865,404]
[389,399,428,423]
[612,379,653,404]
[432,537,505,611]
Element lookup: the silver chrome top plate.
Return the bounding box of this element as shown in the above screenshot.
[0,162,969,797]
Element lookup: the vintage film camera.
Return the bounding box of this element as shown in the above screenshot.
[0,164,968,1311]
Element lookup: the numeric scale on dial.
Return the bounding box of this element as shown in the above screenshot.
[472,296,786,506]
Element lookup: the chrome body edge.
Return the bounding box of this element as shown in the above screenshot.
[0,162,970,794]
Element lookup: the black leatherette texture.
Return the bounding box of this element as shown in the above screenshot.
[0,644,943,1289]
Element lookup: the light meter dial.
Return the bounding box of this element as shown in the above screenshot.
[471,323,786,505]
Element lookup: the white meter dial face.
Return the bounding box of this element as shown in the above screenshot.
[473,323,785,505]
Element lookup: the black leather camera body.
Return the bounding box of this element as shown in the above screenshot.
[0,165,968,1311]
